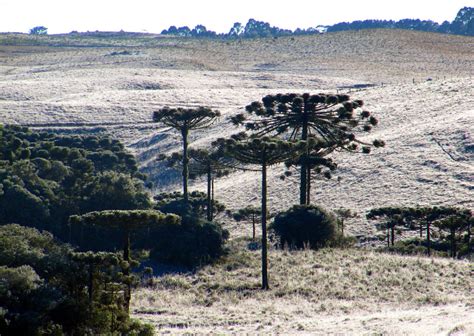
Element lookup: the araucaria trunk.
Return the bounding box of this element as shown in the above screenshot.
[261,160,269,290]
[182,128,189,202]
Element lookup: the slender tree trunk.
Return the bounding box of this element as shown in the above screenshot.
[419,222,423,238]
[211,177,215,219]
[450,229,456,259]
[261,160,269,290]
[306,166,311,205]
[391,226,395,246]
[299,117,308,205]
[427,222,431,256]
[387,228,390,247]
[252,214,256,241]
[181,128,189,203]
[123,227,131,312]
[207,166,212,221]
[341,219,345,237]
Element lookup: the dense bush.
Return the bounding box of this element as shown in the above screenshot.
[0,224,153,335]
[380,238,448,257]
[0,125,151,250]
[151,193,229,267]
[272,205,339,249]
[149,217,228,268]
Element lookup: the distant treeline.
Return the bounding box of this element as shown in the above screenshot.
[161,7,473,38]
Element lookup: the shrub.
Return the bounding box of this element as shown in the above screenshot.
[150,217,228,268]
[380,238,448,257]
[271,205,339,249]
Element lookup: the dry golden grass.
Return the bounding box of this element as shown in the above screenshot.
[132,240,473,334]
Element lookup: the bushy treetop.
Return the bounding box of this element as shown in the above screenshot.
[158,147,232,179]
[218,136,307,166]
[232,93,384,153]
[153,106,221,131]
[367,206,471,221]
[69,210,180,229]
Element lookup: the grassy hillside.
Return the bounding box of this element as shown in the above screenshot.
[133,241,473,334]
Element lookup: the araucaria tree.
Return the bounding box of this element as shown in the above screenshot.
[368,206,472,256]
[69,210,180,311]
[334,208,358,237]
[230,206,263,241]
[220,136,306,289]
[158,147,231,221]
[153,107,220,202]
[232,93,384,204]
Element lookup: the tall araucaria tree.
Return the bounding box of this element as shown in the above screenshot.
[281,140,338,204]
[218,136,306,289]
[231,93,385,205]
[69,210,180,311]
[153,107,220,203]
[158,147,232,221]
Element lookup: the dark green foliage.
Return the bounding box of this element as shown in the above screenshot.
[150,216,229,268]
[70,210,180,311]
[161,9,474,38]
[272,205,339,249]
[368,206,472,258]
[81,171,152,212]
[0,125,149,249]
[29,26,48,35]
[154,191,225,221]
[158,147,232,220]
[152,192,229,267]
[69,209,180,231]
[233,93,384,205]
[435,212,472,258]
[0,224,153,335]
[380,238,448,257]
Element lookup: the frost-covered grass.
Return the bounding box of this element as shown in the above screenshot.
[132,241,473,334]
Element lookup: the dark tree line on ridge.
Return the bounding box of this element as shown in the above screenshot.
[161,7,473,38]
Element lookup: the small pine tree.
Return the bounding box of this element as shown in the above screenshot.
[334,208,358,237]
